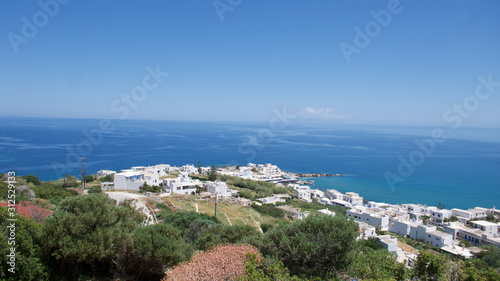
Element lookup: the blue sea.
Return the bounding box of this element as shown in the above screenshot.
[1,117,499,210]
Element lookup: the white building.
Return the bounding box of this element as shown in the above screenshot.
[205,181,233,197]
[259,163,281,176]
[258,194,290,205]
[145,165,169,177]
[318,208,335,217]
[162,172,201,195]
[451,208,488,221]
[296,186,311,202]
[325,189,343,200]
[114,171,145,191]
[461,228,500,247]
[470,220,499,235]
[428,207,452,225]
[276,206,310,220]
[404,204,430,220]
[310,189,325,200]
[389,217,420,237]
[344,192,363,206]
[181,164,198,174]
[347,206,389,231]
[378,235,399,252]
[97,170,116,178]
[356,221,376,240]
[409,224,453,248]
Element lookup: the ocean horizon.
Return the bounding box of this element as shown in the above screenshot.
[1,117,499,210]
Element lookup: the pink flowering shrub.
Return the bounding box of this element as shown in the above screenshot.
[163,244,259,281]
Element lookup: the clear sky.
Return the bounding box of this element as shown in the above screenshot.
[1,0,499,128]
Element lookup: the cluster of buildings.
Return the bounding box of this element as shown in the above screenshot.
[98,163,499,258]
[98,164,233,197]
[218,163,298,183]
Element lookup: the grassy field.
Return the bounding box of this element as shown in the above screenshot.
[161,194,286,228]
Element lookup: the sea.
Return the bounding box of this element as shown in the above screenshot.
[1,117,499,210]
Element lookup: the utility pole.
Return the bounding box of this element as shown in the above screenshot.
[214,193,218,217]
[81,157,86,189]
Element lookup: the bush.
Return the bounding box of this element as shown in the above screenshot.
[21,175,42,186]
[100,174,114,182]
[251,204,284,218]
[131,223,193,279]
[164,244,259,281]
[260,214,359,278]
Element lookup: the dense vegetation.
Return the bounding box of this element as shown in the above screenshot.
[217,174,295,199]
[1,174,499,280]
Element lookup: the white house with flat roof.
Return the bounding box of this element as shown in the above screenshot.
[205,181,233,197]
[258,194,290,205]
[181,164,198,174]
[276,206,310,220]
[325,189,345,200]
[443,222,467,240]
[389,217,420,237]
[344,192,363,206]
[470,221,499,235]
[296,186,311,202]
[461,228,500,247]
[378,235,399,252]
[318,208,335,217]
[311,189,325,200]
[114,171,145,191]
[409,224,453,248]
[97,170,116,178]
[356,221,376,240]
[429,208,452,225]
[162,172,201,195]
[142,172,160,186]
[347,206,389,231]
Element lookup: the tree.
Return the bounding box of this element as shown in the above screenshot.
[84,175,95,183]
[0,207,47,280]
[42,194,143,278]
[87,185,102,194]
[208,164,218,181]
[259,214,359,278]
[414,251,449,281]
[239,254,304,281]
[100,174,114,182]
[348,247,409,280]
[198,161,202,174]
[21,175,42,186]
[131,223,193,279]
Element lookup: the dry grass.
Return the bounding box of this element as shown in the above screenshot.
[162,194,284,228]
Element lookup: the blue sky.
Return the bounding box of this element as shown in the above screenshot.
[1,0,499,127]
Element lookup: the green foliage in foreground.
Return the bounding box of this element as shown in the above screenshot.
[132,224,193,279]
[258,214,359,278]
[0,207,47,281]
[3,175,500,281]
[349,247,409,281]
[42,194,144,279]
